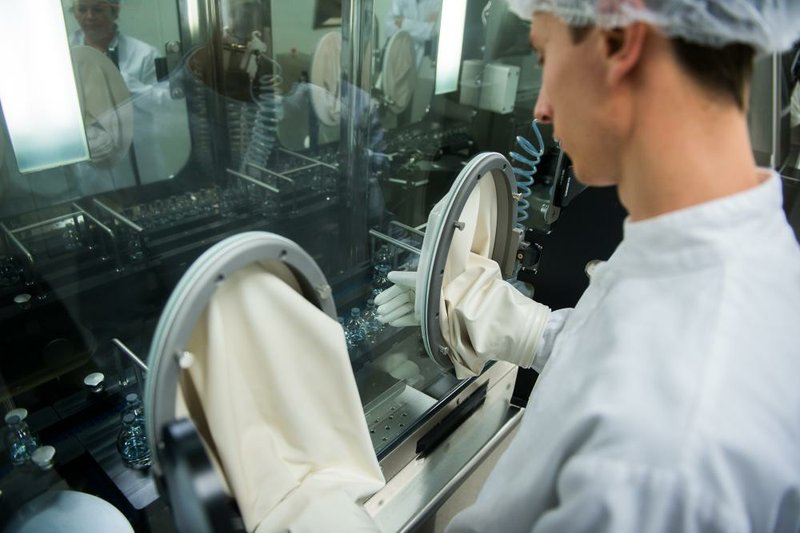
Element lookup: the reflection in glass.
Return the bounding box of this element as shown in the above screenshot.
[434,0,466,94]
[0,0,89,173]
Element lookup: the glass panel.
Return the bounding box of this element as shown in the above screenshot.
[357,0,550,461]
[0,5,554,523]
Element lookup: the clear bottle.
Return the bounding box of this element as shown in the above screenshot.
[371,263,392,298]
[121,393,145,423]
[117,413,151,469]
[345,307,368,347]
[362,299,384,341]
[5,414,40,466]
[373,245,394,267]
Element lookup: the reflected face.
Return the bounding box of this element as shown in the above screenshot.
[530,13,621,186]
[73,0,118,47]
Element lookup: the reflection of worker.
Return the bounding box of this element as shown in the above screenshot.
[384,0,441,66]
[379,0,800,531]
[70,0,171,187]
[70,0,160,109]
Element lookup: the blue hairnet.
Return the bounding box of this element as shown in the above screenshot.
[507,0,800,54]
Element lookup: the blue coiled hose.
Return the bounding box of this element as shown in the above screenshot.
[509,120,544,226]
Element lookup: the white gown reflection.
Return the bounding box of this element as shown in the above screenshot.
[384,0,442,67]
[69,29,175,193]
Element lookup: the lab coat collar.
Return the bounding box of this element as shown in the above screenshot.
[70,26,120,52]
[609,169,784,273]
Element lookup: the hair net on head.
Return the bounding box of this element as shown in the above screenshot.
[506,0,800,54]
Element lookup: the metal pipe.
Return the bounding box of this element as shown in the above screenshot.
[10,213,76,234]
[73,203,121,267]
[387,178,429,187]
[226,168,280,193]
[369,229,421,255]
[1,223,33,266]
[279,162,321,176]
[112,338,148,391]
[72,204,115,240]
[278,147,338,170]
[389,220,425,237]
[245,162,296,184]
[93,199,144,233]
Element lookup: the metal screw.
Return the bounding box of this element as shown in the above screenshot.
[316,284,332,300]
[176,351,194,369]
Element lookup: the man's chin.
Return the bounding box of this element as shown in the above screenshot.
[572,167,617,188]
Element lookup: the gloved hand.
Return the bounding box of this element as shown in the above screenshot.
[442,254,551,378]
[374,271,419,327]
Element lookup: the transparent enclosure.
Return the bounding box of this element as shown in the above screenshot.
[0,0,796,528]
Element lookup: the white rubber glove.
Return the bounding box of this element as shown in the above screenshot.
[442,253,551,378]
[374,271,419,327]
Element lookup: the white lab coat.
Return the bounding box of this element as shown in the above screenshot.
[447,171,800,533]
[384,0,442,66]
[70,30,174,191]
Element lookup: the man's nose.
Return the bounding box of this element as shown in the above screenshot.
[534,85,553,124]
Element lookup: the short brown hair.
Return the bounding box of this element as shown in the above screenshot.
[567,26,755,109]
[670,39,755,110]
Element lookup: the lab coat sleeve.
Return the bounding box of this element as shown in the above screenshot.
[531,456,740,533]
[384,0,437,44]
[530,308,572,373]
[120,41,172,112]
[385,5,401,40]
[399,17,436,44]
[120,46,157,96]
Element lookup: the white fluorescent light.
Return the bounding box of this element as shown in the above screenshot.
[0,0,89,173]
[435,0,467,95]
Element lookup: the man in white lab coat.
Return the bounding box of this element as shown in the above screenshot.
[384,0,442,67]
[69,0,172,191]
[378,0,800,531]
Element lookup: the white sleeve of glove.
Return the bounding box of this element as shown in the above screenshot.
[442,254,551,379]
[256,484,379,533]
[531,307,572,373]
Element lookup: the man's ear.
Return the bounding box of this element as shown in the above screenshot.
[602,22,647,86]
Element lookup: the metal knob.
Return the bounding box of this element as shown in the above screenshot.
[83,372,105,393]
[31,445,55,470]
